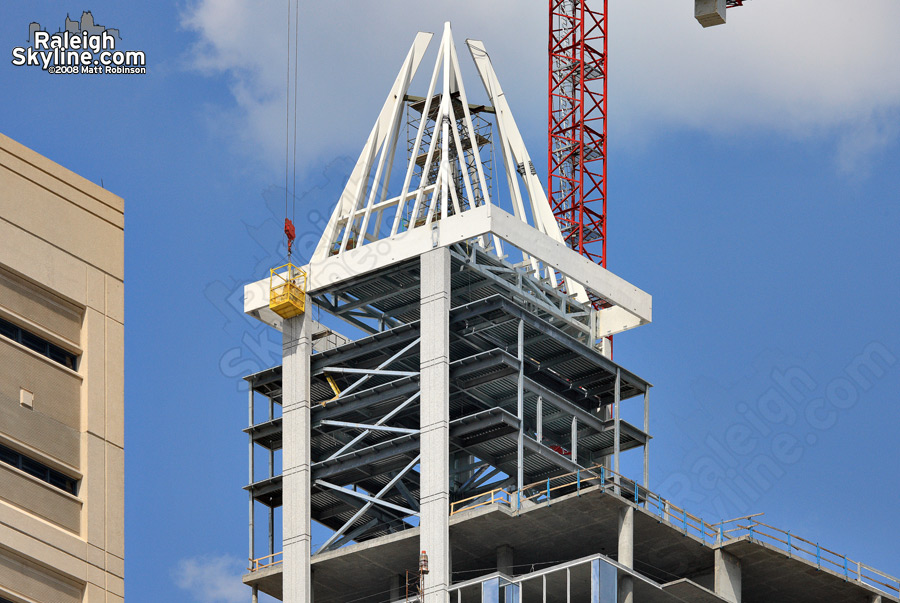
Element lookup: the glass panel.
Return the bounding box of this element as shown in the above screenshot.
[20,331,47,354]
[482,577,500,603]
[0,318,17,340]
[0,321,80,369]
[502,583,519,603]
[21,456,48,480]
[0,445,18,467]
[593,559,617,602]
[48,470,77,494]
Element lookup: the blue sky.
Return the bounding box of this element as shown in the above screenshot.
[1,2,898,601]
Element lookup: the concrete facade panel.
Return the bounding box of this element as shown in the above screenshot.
[0,546,82,603]
[0,395,80,469]
[0,267,82,344]
[0,339,81,429]
[0,464,80,532]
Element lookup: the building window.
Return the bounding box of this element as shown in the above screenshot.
[0,442,78,495]
[0,316,78,370]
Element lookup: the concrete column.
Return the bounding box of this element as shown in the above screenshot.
[869,596,883,603]
[420,247,451,602]
[389,574,402,602]
[283,312,313,603]
[618,506,634,603]
[714,549,742,603]
[497,544,514,576]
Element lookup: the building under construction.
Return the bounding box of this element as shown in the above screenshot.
[238,24,898,603]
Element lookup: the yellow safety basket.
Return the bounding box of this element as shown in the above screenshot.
[269,263,307,319]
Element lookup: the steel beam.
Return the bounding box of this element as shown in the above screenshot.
[315,455,421,554]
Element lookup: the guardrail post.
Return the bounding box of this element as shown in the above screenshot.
[600,466,605,491]
[682,510,687,536]
[634,482,639,504]
[717,526,724,545]
[517,490,521,511]
[547,478,551,507]
[701,519,705,544]
[787,531,791,557]
[844,556,848,580]
[577,469,581,496]
[816,543,821,569]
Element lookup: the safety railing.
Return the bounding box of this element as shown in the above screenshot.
[248,551,283,572]
[720,517,900,598]
[449,463,719,543]
[449,488,512,516]
[446,462,899,598]
[250,466,900,598]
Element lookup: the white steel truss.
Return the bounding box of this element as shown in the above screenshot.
[245,23,652,340]
[311,23,585,299]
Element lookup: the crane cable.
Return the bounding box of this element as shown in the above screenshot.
[283,0,299,260]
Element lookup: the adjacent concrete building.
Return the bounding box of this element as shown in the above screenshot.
[0,133,124,603]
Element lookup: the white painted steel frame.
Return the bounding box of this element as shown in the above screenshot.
[246,204,651,335]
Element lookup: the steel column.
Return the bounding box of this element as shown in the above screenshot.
[517,318,525,495]
[643,388,649,490]
[614,367,621,494]
[248,381,255,565]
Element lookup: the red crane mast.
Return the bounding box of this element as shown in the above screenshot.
[548,0,748,273]
[548,0,609,268]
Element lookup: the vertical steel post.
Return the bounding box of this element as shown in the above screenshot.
[571,417,578,463]
[536,396,543,443]
[248,381,255,565]
[268,396,275,556]
[517,318,525,496]
[643,388,649,491]
[613,368,621,494]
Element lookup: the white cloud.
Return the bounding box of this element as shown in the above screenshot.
[173,555,247,603]
[180,0,900,172]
